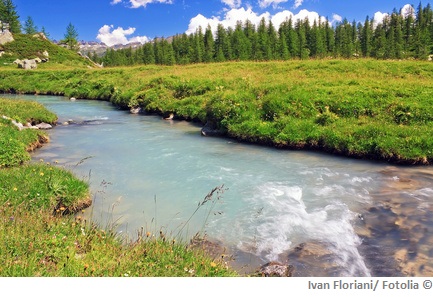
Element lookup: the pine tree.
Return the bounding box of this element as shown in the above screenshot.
[284,18,300,58]
[372,23,387,59]
[335,19,354,58]
[360,16,372,57]
[244,19,258,59]
[268,20,278,60]
[142,42,155,64]
[325,18,335,56]
[190,27,204,63]
[41,26,50,39]
[277,29,290,60]
[412,2,429,59]
[232,20,251,61]
[296,19,309,59]
[403,7,415,57]
[215,24,227,62]
[203,25,215,63]
[0,0,20,33]
[256,17,270,60]
[62,22,79,51]
[23,16,38,34]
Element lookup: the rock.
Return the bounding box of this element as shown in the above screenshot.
[35,122,52,130]
[70,97,76,101]
[201,121,225,137]
[42,50,49,58]
[34,57,42,63]
[13,59,22,65]
[11,119,24,131]
[18,59,37,70]
[130,106,141,114]
[163,113,174,120]
[286,242,342,276]
[0,51,4,57]
[32,32,48,40]
[0,30,14,45]
[258,262,294,277]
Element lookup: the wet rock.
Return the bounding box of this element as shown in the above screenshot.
[201,121,225,137]
[130,106,141,114]
[258,262,293,277]
[286,242,342,277]
[35,122,52,130]
[189,235,232,263]
[163,113,174,120]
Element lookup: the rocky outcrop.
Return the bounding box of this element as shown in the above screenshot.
[1,115,53,131]
[0,30,14,45]
[32,32,48,41]
[13,56,49,70]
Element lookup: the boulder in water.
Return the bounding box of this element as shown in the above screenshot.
[35,122,52,130]
[258,262,294,277]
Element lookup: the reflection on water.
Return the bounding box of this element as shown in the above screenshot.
[3,94,433,276]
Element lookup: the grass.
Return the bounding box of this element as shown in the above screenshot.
[1,59,433,164]
[0,98,237,277]
[0,98,57,168]
[0,34,94,69]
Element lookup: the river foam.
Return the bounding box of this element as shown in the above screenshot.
[235,181,371,276]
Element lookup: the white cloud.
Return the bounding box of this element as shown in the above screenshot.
[293,0,303,9]
[401,4,415,19]
[112,0,173,8]
[221,0,242,9]
[96,25,150,46]
[332,13,342,23]
[258,0,289,9]
[186,7,327,35]
[373,11,389,25]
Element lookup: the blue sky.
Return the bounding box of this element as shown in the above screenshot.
[14,1,424,46]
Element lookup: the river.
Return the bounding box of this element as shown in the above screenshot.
[3,94,433,277]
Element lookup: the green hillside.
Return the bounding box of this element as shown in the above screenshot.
[0,33,94,68]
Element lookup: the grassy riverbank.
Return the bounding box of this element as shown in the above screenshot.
[1,59,433,164]
[0,98,237,277]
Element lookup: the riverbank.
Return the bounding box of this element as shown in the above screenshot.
[0,97,237,277]
[1,60,433,165]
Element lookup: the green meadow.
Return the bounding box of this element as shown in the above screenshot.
[1,59,433,164]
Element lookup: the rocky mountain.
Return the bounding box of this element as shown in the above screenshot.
[76,40,144,56]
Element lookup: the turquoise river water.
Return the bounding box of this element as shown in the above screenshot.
[4,94,433,277]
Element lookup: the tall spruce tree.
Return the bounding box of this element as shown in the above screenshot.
[0,0,20,33]
[23,16,38,34]
[325,18,335,55]
[232,20,251,60]
[361,16,373,57]
[215,23,229,62]
[62,22,79,51]
[277,29,290,60]
[267,20,278,60]
[203,25,215,63]
[142,42,155,64]
[243,19,258,59]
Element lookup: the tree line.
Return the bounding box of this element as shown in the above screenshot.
[93,3,433,67]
